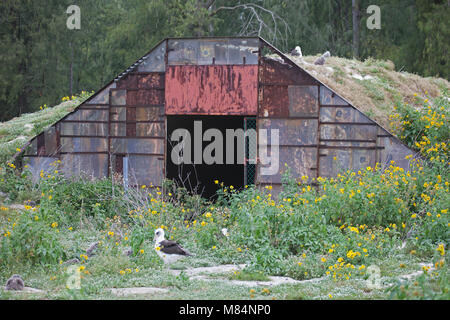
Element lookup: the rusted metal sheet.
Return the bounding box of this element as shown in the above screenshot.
[44,126,58,156]
[136,123,165,137]
[110,138,164,154]
[320,124,377,141]
[258,146,317,183]
[110,107,126,121]
[37,133,46,155]
[126,107,136,136]
[259,85,289,117]
[319,148,376,178]
[65,109,109,121]
[110,89,127,105]
[25,139,38,156]
[259,57,317,85]
[116,74,138,89]
[258,119,318,146]
[138,73,165,89]
[320,86,349,105]
[60,137,108,153]
[109,123,126,137]
[288,85,319,117]
[137,41,166,72]
[320,106,373,123]
[127,155,164,186]
[85,83,116,104]
[60,154,108,179]
[127,89,164,105]
[377,130,412,170]
[78,105,108,109]
[23,156,59,182]
[168,38,258,65]
[136,107,164,121]
[165,65,258,115]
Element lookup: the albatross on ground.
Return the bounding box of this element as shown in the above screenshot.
[154,228,192,264]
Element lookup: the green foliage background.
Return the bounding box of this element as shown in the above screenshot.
[0,0,448,121]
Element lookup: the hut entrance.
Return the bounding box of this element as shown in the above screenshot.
[166,115,250,199]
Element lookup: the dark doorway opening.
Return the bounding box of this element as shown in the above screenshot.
[166,115,246,199]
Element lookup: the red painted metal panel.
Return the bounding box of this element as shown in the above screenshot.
[165,65,258,115]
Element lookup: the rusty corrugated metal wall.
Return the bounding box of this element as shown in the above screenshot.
[21,37,415,191]
[256,40,414,194]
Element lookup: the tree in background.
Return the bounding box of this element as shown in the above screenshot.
[0,0,448,122]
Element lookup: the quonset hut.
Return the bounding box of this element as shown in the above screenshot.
[17,37,414,197]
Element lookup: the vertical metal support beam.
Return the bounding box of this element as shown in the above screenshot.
[107,90,112,178]
[163,39,169,193]
[316,85,322,180]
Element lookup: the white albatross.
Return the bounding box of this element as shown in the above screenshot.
[154,228,192,264]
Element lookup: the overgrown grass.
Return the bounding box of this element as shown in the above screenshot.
[0,93,448,300]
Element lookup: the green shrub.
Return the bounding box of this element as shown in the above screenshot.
[0,209,67,266]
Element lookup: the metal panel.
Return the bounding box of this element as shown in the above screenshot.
[259,85,289,117]
[136,123,165,137]
[320,124,377,141]
[258,146,317,183]
[377,134,412,170]
[24,139,37,155]
[258,119,318,146]
[168,38,258,66]
[136,107,164,121]
[117,74,138,89]
[127,89,164,105]
[44,126,58,155]
[165,65,258,115]
[85,83,116,104]
[110,90,127,105]
[320,106,373,123]
[60,122,108,136]
[198,39,227,65]
[127,155,163,186]
[137,41,166,72]
[60,137,108,152]
[23,156,59,183]
[168,39,199,65]
[65,109,108,121]
[319,149,376,178]
[60,154,108,179]
[288,85,319,117]
[320,86,348,105]
[227,38,259,64]
[110,123,126,136]
[110,107,126,121]
[78,105,109,109]
[110,138,163,154]
[138,73,164,89]
[259,57,317,85]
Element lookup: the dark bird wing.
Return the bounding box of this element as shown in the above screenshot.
[159,240,192,256]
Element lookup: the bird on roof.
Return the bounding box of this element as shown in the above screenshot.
[154,228,192,265]
[290,46,302,57]
[314,51,331,65]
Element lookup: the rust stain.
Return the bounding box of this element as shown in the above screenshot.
[259,57,317,85]
[127,89,164,105]
[165,65,258,115]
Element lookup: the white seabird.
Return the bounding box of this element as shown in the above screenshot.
[154,228,192,264]
[290,46,302,57]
